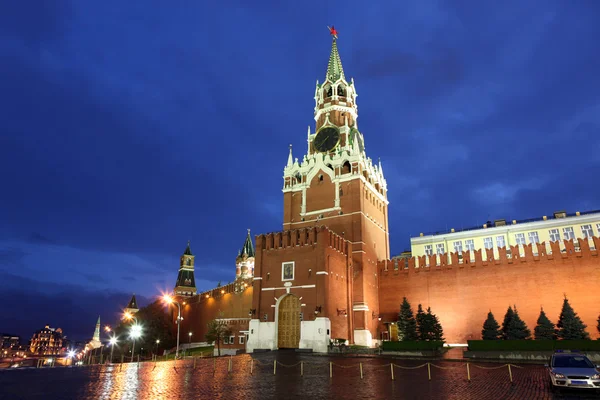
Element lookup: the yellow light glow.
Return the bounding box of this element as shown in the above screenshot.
[163,295,173,304]
[220,289,225,294]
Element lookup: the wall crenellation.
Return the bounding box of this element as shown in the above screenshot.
[255,226,348,255]
[380,237,600,274]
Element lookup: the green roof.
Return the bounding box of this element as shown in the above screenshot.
[326,38,346,82]
[184,240,192,256]
[239,229,255,258]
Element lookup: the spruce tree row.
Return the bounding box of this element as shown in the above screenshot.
[397,297,444,341]
[481,296,594,340]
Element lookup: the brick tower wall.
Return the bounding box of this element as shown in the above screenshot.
[252,226,352,341]
[378,238,600,343]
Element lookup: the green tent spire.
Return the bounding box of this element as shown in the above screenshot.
[240,229,255,258]
[184,240,192,256]
[326,29,345,82]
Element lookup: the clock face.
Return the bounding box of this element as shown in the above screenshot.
[314,126,340,153]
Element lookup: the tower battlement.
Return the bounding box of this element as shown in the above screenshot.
[256,226,349,255]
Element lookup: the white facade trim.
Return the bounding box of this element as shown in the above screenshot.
[261,284,316,291]
[285,210,388,235]
[353,304,370,311]
[315,271,329,275]
[253,277,263,281]
[302,206,342,217]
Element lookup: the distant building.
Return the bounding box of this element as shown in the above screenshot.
[29,325,64,355]
[411,210,600,265]
[1,334,20,349]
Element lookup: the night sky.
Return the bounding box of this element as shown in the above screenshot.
[2,1,600,340]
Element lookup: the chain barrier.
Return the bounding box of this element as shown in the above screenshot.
[65,354,525,384]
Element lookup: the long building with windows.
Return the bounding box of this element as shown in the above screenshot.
[410,210,600,266]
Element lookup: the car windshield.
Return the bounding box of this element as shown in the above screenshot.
[553,356,594,368]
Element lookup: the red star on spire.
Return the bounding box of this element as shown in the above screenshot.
[328,25,338,39]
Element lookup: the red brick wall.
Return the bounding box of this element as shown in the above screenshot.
[378,242,600,343]
[175,280,253,350]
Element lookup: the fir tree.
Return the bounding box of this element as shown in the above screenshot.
[557,297,590,340]
[501,306,515,340]
[397,297,418,341]
[416,304,426,341]
[427,307,445,342]
[507,305,531,340]
[481,311,502,340]
[534,308,556,340]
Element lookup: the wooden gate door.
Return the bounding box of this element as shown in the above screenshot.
[277,295,301,348]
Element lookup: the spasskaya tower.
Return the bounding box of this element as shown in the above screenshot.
[281,27,389,345]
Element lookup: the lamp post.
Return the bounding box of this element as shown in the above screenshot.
[163,295,182,359]
[155,339,160,356]
[129,325,142,362]
[109,337,117,363]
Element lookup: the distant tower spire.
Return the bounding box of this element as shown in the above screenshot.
[174,241,197,297]
[125,293,139,315]
[287,144,293,167]
[236,229,256,279]
[92,316,100,342]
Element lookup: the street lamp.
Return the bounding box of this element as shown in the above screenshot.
[129,325,142,362]
[155,339,160,356]
[163,295,182,358]
[109,337,118,363]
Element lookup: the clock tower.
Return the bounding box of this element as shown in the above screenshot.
[282,28,389,345]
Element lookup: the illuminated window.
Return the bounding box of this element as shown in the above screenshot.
[581,224,594,238]
[528,232,540,244]
[515,233,526,245]
[563,227,575,241]
[465,240,475,251]
[496,236,506,248]
[239,336,245,345]
[549,229,561,242]
[484,237,493,249]
[435,244,445,255]
[424,245,433,256]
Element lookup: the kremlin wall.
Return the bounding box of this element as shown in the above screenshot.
[379,238,600,344]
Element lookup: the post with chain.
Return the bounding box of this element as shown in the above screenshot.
[301,361,304,376]
[467,363,471,382]
[273,360,277,375]
[427,363,431,381]
[508,364,513,383]
[330,362,333,378]
[390,364,394,381]
[360,363,363,379]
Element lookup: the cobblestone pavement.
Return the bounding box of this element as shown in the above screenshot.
[1,353,599,399]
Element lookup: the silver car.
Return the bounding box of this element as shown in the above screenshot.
[547,351,600,390]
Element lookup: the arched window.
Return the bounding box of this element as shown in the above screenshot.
[342,161,351,174]
[337,85,346,97]
[326,86,332,97]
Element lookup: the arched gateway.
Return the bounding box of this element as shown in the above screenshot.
[277,295,301,348]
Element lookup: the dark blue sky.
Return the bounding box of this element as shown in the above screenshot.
[2,1,600,340]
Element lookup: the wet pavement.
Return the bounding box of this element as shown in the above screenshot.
[1,352,599,399]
